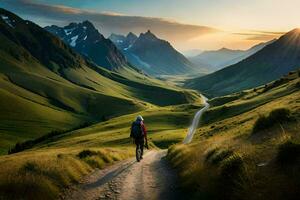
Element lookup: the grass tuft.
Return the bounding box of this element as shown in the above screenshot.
[21,162,40,173]
[77,149,123,169]
[252,108,291,134]
[206,149,234,165]
[220,154,245,179]
[77,149,98,159]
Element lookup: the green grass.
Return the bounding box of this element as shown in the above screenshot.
[0,147,134,200]
[0,95,204,199]
[0,10,199,154]
[2,8,300,200]
[0,48,199,153]
[168,71,300,200]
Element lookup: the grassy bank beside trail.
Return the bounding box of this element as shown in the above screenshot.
[168,71,300,200]
[0,147,134,200]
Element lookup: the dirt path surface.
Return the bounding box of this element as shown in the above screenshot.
[61,150,182,200]
[183,94,209,144]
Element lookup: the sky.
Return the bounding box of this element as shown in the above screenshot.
[0,0,298,51]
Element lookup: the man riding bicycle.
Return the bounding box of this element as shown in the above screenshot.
[130,115,148,161]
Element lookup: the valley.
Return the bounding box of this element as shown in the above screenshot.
[0,4,300,200]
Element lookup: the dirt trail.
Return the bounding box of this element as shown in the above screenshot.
[61,150,182,200]
[183,94,209,144]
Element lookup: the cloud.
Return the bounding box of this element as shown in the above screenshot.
[233,31,285,41]
[0,0,219,49]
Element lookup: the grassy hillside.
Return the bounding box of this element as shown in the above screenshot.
[168,70,300,199]
[0,97,204,199]
[0,8,198,154]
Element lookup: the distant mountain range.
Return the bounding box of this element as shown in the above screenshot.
[45,21,129,71]
[182,49,203,57]
[186,29,300,96]
[109,30,198,76]
[189,40,275,72]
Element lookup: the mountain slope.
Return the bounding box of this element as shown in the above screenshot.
[223,39,275,67]
[45,21,129,71]
[189,40,274,72]
[186,29,300,96]
[0,8,197,153]
[169,69,300,200]
[110,30,197,76]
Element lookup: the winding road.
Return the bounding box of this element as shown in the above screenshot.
[183,94,210,144]
[61,95,208,200]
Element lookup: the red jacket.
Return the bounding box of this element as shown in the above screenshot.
[140,121,147,141]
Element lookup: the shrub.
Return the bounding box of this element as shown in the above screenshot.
[276,140,300,165]
[252,108,291,134]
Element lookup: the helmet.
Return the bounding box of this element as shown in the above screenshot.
[136,115,144,121]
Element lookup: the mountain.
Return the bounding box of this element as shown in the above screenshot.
[186,29,300,97]
[190,48,244,71]
[109,32,138,50]
[182,49,203,57]
[0,8,196,153]
[110,30,197,76]
[189,40,274,72]
[45,21,129,71]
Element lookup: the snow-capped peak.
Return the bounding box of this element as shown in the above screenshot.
[1,15,15,28]
[70,35,78,47]
[64,27,75,36]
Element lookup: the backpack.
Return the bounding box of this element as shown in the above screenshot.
[131,121,143,139]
